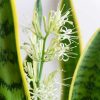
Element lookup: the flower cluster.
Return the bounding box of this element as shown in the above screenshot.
[30,77,59,100]
[45,27,78,62]
[24,61,72,100]
[43,6,73,35]
[22,4,78,100]
[24,61,59,100]
[22,6,77,62]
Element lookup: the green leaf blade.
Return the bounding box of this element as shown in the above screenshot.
[69,29,100,100]
[60,0,81,100]
[0,0,26,99]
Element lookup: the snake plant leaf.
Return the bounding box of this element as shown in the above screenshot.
[60,0,82,99]
[69,29,100,100]
[0,0,30,100]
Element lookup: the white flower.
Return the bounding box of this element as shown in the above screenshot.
[43,6,73,34]
[32,10,43,38]
[59,27,78,45]
[30,70,60,100]
[22,36,42,62]
[24,61,37,91]
[55,43,77,61]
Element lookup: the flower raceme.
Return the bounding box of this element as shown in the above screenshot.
[22,5,78,100]
[43,7,73,35]
[22,7,77,62]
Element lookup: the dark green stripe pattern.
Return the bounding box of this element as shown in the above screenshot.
[70,30,100,100]
[0,0,25,100]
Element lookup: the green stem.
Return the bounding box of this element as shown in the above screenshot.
[38,36,47,81]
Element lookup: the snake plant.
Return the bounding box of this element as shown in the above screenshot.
[0,0,100,100]
[60,0,81,99]
[0,0,30,100]
[69,29,100,100]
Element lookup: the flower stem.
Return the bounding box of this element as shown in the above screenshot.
[38,36,47,81]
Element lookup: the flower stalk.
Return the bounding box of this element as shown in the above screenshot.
[38,35,48,81]
[22,3,78,100]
